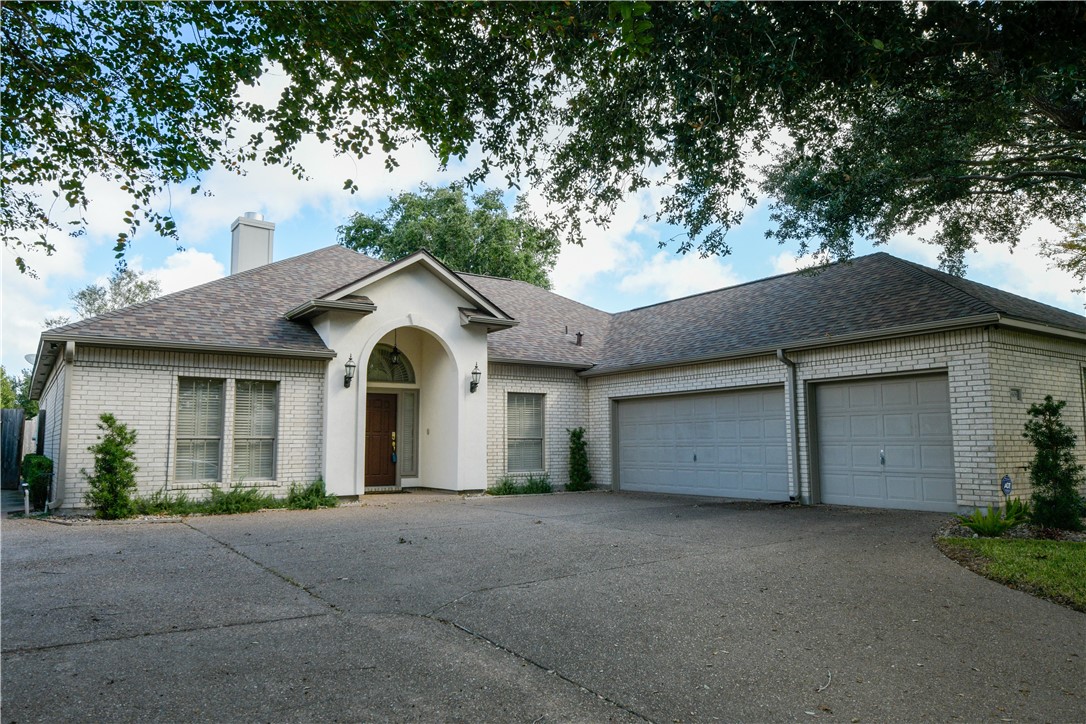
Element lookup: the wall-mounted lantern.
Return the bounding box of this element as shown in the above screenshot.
[344,354,357,388]
[469,363,482,393]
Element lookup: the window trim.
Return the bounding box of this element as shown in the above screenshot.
[506,392,545,473]
[233,379,279,481]
[175,377,225,483]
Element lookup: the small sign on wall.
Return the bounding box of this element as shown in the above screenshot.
[1001,474,1012,497]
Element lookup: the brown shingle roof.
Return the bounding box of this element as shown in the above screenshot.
[45,246,384,354]
[37,247,1083,387]
[590,252,1084,375]
[463,274,612,367]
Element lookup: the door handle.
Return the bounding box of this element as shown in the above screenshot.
[879,450,885,466]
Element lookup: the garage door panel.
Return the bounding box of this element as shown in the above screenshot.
[764,418,786,438]
[739,419,763,439]
[766,472,789,495]
[881,381,914,406]
[851,444,883,468]
[886,476,919,501]
[848,385,878,408]
[765,444,787,467]
[740,445,764,465]
[921,444,953,469]
[820,444,851,467]
[618,388,787,501]
[742,471,767,491]
[817,374,956,512]
[849,415,881,437]
[718,445,739,464]
[922,477,956,504]
[884,414,915,437]
[819,415,849,438]
[916,378,950,404]
[884,445,916,468]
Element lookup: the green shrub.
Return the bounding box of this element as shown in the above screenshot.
[133,487,195,516]
[202,485,281,515]
[566,427,593,491]
[487,474,553,495]
[21,454,52,510]
[82,413,139,520]
[1003,497,1031,526]
[285,480,338,509]
[1023,396,1086,531]
[488,477,521,496]
[957,506,1017,537]
[520,473,552,494]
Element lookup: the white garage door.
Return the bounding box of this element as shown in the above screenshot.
[617,388,788,500]
[815,374,956,512]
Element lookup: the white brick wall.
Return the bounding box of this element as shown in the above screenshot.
[486,363,588,488]
[59,346,325,507]
[988,329,1086,503]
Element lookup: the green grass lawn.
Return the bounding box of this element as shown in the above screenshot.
[938,537,1086,612]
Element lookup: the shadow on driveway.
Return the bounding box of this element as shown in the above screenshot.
[3,492,1083,722]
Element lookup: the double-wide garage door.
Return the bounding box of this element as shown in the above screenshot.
[815,374,956,512]
[616,388,789,500]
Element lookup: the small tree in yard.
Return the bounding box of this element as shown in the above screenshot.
[83,413,139,520]
[1023,396,1086,531]
[566,427,592,492]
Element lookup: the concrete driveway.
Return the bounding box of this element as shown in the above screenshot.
[2,492,1083,723]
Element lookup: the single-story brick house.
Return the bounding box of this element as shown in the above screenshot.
[30,215,1086,513]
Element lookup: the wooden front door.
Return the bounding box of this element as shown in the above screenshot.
[365,393,397,487]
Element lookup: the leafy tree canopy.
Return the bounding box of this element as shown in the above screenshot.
[0,365,38,418]
[339,184,559,288]
[3,1,1083,276]
[0,366,16,409]
[44,267,163,328]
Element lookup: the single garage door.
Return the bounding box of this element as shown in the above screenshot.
[617,387,788,500]
[815,374,956,512]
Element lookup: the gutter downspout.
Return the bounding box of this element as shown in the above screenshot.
[776,349,803,504]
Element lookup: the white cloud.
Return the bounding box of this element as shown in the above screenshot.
[884,221,1084,314]
[136,249,226,296]
[769,250,834,276]
[618,251,743,301]
[545,188,659,301]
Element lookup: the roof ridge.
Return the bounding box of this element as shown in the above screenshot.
[884,255,1003,316]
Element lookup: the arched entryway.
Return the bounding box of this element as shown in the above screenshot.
[361,326,458,490]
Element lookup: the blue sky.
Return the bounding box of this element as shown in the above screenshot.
[4,84,1084,376]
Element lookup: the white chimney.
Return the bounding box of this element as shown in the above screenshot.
[230,212,275,274]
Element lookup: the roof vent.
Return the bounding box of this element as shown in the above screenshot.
[575,332,583,347]
[230,213,275,274]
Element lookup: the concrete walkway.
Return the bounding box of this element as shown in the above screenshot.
[2,492,1083,722]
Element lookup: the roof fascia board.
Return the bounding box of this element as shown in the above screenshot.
[39,333,336,362]
[459,308,519,332]
[285,299,377,321]
[323,250,513,321]
[997,316,1086,342]
[488,356,594,371]
[580,314,1003,378]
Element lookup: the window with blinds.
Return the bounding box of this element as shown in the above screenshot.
[175,378,224,481]
[507,392,544,472]
[234,380,278,480]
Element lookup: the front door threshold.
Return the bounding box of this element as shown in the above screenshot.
[364,486,404,494]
